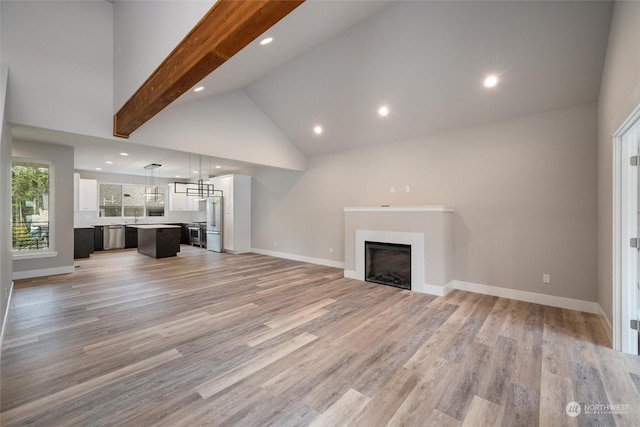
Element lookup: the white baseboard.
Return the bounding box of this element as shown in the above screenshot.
[343,270,453,297]
[0,281,14,358]
[251,248,345,269]
[425,282,454,297]
[344,270,357,280]
[449,280,600,314]
[597,304,613,343]
[12,265,74,280]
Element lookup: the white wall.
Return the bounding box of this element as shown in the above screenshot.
[1,1,114,139]
[113,0,216,110]
[131,90,306,171]
[251,103,598,302]
[0,63,13,343]
[12,141,74,278]
[597,1,640,324]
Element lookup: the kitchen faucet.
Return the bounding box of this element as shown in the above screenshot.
[134,212,139,224]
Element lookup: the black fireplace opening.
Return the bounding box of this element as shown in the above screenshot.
[365,241,411,290]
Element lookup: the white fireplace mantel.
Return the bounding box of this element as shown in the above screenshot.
[344,206,454,296]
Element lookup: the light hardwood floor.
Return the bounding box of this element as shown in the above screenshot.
[1,246,639,426]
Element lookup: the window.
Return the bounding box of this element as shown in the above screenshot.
[99,183,165,217]
[99,183,122,216]
[12,160,51,251]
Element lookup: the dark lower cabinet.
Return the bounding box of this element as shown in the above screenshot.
[94,226,104,251]
[125,226,138,248]
[180,223,190,244]
[137,227,181,258]
[74,228,94,259]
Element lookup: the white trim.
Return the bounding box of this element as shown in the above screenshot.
[344,269,357,280]
[250,248,345,269]
[614,104,640,136]
[345,273,600,312]
[424,282,454,297]
[597,303,613,344]
[12,250,58,260]
[612,103,640,353]
[343,270,452,297]
[344,206,454,213]
[0,281,14,356]
[12,265,74,280]
[450,280,600,314]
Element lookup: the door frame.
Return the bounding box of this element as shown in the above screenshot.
[613,103,640,354]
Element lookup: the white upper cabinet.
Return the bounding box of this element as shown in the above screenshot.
[168,183,203,211]
[74,173,97,211]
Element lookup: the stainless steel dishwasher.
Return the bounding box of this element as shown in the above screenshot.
[103,225,125,250]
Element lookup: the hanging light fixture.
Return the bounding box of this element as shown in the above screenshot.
[144,163,162,201]
[173,154,215,199]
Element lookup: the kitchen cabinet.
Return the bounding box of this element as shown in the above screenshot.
[168,183,203,212]
[74,227,94,258]
[125,226,138,248]
[132,225,181,258]
[74,173,97,211]
[209,174,251,254]
[94,226,104,251]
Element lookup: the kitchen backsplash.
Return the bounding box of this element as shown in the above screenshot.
[74,209,205,227]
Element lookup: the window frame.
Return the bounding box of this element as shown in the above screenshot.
[98,181,166,219]
[11,157,56,259]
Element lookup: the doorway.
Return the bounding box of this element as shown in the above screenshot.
[613,104,640,355]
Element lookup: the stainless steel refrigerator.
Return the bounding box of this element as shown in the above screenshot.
[206,196,223,252]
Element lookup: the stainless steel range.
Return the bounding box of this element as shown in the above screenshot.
[186,222,207,248]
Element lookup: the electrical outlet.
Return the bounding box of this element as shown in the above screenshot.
[274,241,278,247]
[390,186,395,194]
[405,185,410,193]
[329,247,333,254]
[543,274,550,284]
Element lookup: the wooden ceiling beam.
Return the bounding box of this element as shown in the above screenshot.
[113,0,304,138]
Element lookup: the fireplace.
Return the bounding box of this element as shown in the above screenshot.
[345,206,454,295]
[365,241,411,290]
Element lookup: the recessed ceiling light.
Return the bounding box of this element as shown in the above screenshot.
[378,106,389,117]
[313,125,323,135]
[483,75,499,88]
[215,165,222,169]
[194,86,204,92]
[105,161,113,164]
[119,152,128,156]
[193,170,199,174]
[175,175,181,178]
[95,167,102,170]
[260,37,273,45]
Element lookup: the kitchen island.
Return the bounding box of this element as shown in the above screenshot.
[129,224,181,259]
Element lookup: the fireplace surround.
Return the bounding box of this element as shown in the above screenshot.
[344,206,454,296]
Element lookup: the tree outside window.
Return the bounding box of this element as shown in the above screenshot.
[12,160,50,251]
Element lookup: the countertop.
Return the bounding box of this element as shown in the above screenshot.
[127,224,181,229]
[84,223,184,228]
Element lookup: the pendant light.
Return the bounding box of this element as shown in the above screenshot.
[144,163,161,202]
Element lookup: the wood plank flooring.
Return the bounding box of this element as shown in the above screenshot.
[1,246,639,426]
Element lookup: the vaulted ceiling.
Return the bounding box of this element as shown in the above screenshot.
[191,0,613,156]
[15,0,613,176]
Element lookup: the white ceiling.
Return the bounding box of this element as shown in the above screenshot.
[11,126,258,179]
[241,0,613,155]
[12,0,614,175]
